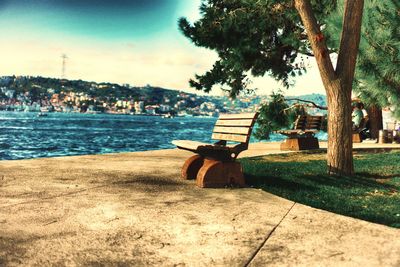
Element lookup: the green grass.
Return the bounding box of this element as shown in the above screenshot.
[240,150,400,228]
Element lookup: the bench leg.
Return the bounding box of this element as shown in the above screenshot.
[280,137,319,151]
[352,133,362,143]
[196,159,245,188]
[181,155,204,180]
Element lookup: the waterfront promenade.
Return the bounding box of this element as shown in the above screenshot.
[0,142,399,266]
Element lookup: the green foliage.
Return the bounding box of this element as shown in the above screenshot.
[241,151,400,228]
[179,0,337,98]
[254,93,300,140]
[326,0,400,118]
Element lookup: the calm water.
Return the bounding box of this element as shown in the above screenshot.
[0,112,326,160]
[0,112,265,160]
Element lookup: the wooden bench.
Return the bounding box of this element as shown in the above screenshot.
[172,112,258,188]
[278,115,324,151]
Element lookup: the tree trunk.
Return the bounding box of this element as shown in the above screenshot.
[326,81,354,175]
[295,0,364,176]
[367,105,383,139]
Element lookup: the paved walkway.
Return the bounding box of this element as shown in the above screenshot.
[0,142,399,266]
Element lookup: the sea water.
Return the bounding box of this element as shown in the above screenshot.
[0,112,326,160]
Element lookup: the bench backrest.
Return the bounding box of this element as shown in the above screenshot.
[305,115,324,130]
[293,115,307,130]
[293,115,324,131]
[212,112,258,144]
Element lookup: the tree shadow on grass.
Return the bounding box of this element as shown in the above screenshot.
[246,174,318,192]
[242,158,400,228]
[356,172,400,180]
[244,158,399,192]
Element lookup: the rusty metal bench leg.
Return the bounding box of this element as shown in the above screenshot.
[196,158,245,188]
[181,155,204,180]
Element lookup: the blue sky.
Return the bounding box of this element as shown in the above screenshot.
[0,0,181,40]
[0,0,324,96]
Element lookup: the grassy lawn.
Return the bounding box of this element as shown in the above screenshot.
[240,150,400,228]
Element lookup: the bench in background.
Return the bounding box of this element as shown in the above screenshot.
[172,112,258,188]
[278,115,324,151]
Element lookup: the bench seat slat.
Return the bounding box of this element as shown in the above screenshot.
[213,126,250,135]
[172,140,236,152]
[172,140,207,151]
[211,133,248,143]
[215,119,254,127]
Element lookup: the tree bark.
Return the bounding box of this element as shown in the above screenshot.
[325,81,354,175]
[367,105,383,139]
[294,0,364,176]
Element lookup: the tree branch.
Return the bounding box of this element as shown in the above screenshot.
[286,98,328,110]
[294,0,336,85]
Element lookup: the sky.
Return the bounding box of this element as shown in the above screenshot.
[0,0,325,96]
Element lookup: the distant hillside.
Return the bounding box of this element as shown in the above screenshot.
[0,75,196,105]
[0,75,327,114]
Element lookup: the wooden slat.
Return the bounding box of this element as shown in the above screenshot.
[171,140,207,151]
[308,117,323,121]
[293,116,307,129]
[215,119,254,127]
[211,133,248,143]
[213,126,250,135]
[218,112,257,120]
[306,116,323,130]
[307,122,322,126]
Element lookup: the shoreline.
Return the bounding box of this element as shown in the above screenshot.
[0,110,218,119]
[0,109,216,118]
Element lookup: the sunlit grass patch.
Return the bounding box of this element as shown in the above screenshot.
[240,151,400,228]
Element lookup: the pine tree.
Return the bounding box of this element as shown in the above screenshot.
[326,0,400,137]
[179,0,364,176]
[357,0,400,110]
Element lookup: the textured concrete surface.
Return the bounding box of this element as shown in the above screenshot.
[0,142,399,266]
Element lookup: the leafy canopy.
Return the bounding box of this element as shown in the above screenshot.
[179,0,337,97]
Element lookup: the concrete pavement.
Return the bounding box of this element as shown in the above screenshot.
[0,142,399,266]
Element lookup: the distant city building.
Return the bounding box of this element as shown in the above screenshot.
[4,89,15,98]
[145,105,156,115]
[159,104,171,113]
[134,101,144,114]
[200,102,216,111]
